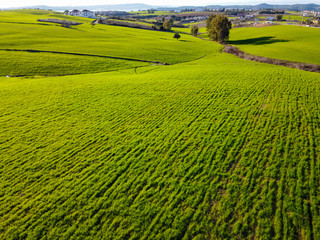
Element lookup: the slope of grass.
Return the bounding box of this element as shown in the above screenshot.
[0,9,91,24]
[0,10,217,70]
[0,51,149,76]
[1,9,320,240]
[228,25,320,65]
[1,51,320,239]
[106,18,154,27]
[282,14,311,21]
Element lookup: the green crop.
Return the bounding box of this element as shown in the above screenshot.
[0,51,148,76]
[229,25,320,65]
[1,10,320,240]
[282,14,312,21]
[0,10,217,73]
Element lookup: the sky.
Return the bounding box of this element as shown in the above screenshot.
[1,0,319,8]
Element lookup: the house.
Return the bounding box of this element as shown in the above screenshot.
[81,10,95,18]
[266,16,275,21]
[245,14,254,20]
[69,9,80,16]
[65,9,95,18]
[303,11,311,17]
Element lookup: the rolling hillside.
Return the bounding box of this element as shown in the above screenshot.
[1,10,320,240]
[229,25,320,65]
[0,10,217,77]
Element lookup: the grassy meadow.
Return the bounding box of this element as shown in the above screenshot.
[0,51,150,76]
[282,14,312,21]
[0,10,218,76]
[229,25,320,65]
[1,9,320,240]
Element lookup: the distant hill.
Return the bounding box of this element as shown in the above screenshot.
[162,3,320,11]
[203,3,320,11]
[2,3,320,12]
[3,3,156,11]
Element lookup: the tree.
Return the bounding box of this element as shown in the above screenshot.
[276,14,283,21]
[305,19,312,25]
[191,25,199,36]
[163,20,172,30]
[206,14,232,43]
[173,33,181,40]
[169,16,175,24]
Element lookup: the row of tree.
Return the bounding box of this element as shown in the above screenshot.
[152,20,172,31]
[173,14,232,42]
[188,15,232,43]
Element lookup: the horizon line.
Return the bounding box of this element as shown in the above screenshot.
[1,2,320,9]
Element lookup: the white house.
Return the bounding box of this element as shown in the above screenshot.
[81,10,95,18]
[65,9,95,18]
[245,14,254,20]
[68,9,80,16]
[266,16,275,21]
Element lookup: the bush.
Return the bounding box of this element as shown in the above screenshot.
[173,33,181,40]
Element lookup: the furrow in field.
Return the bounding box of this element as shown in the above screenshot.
[0,49,170,65]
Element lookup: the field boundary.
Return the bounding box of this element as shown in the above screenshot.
[224,45,320,73]
[0,48,170,65]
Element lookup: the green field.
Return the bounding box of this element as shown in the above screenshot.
[0,10,217,76]
[1,10,320,240]
[130,10,173,16]
[229,25,320,65]
[0,50,150,76]
[106,18,154,27]
[282,15,311,21]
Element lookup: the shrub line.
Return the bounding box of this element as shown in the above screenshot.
[223,44,320,73]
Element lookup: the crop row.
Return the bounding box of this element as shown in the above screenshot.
[1,59,320,239]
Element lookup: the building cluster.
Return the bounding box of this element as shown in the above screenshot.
[302,11,320,17]
[97,11,130,17]
[65,9,95,18]
[183,16,207,21]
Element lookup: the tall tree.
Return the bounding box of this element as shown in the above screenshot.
[276,14,283,21]
[206,14,232,43]
[163,20,172,31]
[191,25,199,36]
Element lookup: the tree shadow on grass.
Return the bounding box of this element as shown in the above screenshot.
[227,36,290,45]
